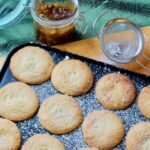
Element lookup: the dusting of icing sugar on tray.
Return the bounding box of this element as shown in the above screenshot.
[0,43,150,150]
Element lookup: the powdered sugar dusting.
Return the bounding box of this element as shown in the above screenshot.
[105,40,138,62]
[2,47,150,150]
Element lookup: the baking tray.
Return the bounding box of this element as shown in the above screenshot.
[0,43,150,150]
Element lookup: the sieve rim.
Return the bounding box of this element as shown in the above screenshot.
[100,18,144,63]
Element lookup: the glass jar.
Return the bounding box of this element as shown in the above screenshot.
[31,0,77,45]
[0,0,88,46]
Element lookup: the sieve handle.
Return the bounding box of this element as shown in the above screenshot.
[93,10,119,39]
[136,54,150,73]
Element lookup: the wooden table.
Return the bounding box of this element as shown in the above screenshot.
[0,57,5,70]
[54,26,150,76]
[1,26,150,76]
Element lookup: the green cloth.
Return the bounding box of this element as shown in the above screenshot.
[0,0,150,56]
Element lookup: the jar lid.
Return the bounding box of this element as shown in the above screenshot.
[0,0,28,29]
[100,18,144,63]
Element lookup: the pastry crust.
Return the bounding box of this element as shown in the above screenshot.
[80,148,98,150]
[0,118,21,150]
[138,86,150,120]
[51,59,94,96]
[38,94,83,134]
[10,46,55,84]
[0,82,39,121]
[22,134,65,150]
[82,110,124,150]
[126,122,150,150]
[96,73,136,110]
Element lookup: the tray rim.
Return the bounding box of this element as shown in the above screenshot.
[0,42,150,85]
[0,42,150,150]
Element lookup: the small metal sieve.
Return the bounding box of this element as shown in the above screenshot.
[93,11,150,73]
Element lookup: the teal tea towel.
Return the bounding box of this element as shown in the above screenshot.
[0,0,150,56]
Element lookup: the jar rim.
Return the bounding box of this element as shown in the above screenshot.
[31,0,78,28]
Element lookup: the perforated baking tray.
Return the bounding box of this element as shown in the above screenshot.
[0,43,150,150]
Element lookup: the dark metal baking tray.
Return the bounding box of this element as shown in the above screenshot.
[0,43,150,150]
